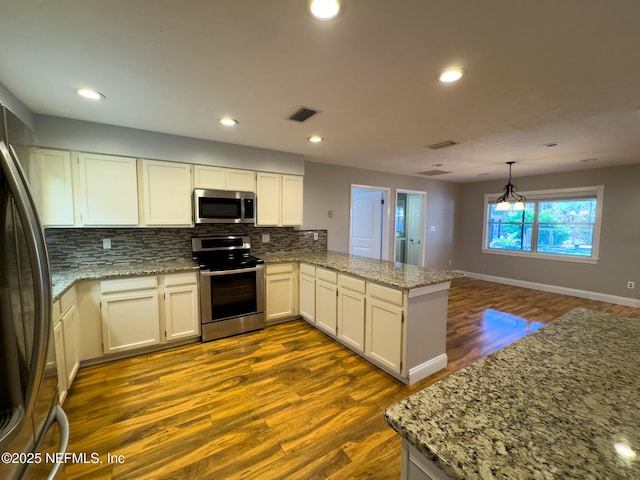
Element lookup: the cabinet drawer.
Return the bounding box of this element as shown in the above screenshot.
[339,274,365,294]
[367,282,403,306]
[101,276,157,294]
[163,271,198,287]
[266,263,294,275]
[316,267,337,284]
[59,287,77,313]
[299,263,316,277]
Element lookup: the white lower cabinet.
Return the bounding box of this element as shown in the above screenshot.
[315,268,338,335]
[265,263,299,324]
[101,276,160,354]
[337,274,366,352]
[298,263,316,322]
[52,320,67,403]
[365,283,404,375]
[402,440,451,480]
[162,272,200,341]
[52,286,80,404]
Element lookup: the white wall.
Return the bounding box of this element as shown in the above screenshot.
[0,81,35,130]
[455,164,640,300]
[303,161,459,270]
[34,115,305,175]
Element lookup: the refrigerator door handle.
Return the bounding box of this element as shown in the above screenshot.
[45,406,69,480]
[0,141,51,417]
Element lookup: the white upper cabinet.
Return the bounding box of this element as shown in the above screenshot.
[281,175,304,226]
[74,152,139,226]
[256,172,303,226]
[256,172,281,226]
[138,159,193,226]
[194,165,255,192]
[39,148,75,226]
[226,168,256,192]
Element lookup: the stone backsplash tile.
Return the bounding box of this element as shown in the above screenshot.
[45,225,327,269]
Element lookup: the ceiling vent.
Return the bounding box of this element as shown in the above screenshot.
[427,140,458,150]
[417,169,451,176]
[288,106,318,122]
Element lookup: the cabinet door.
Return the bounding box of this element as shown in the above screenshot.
[75,152,139,225]
[281,175,303,226]
[315,279,338,335]
[338,288,366,352]
[194,165,226,189]
[299,273,315,322]
[140,159,193,226]
[53,320,68,404]
[256,172,281,226]
[101,290,160,354]
[61,305,80,386]
[226,168,256,192]
[39,149,75,226]
[365,297,404,374]
[164,284,200,341]
[265,273,296,323]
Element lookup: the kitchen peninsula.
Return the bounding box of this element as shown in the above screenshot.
[385,308,640,480]
[261,251,464,384]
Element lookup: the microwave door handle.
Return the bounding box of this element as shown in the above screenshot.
[200,266,263,277]
[0,142,51,418]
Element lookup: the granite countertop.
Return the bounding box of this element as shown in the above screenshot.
[50,251,462,302]
[50,258,199,301]
[258,251,463,291]
[385,308,640,479]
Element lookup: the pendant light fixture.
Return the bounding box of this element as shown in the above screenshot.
[496,161,526,211]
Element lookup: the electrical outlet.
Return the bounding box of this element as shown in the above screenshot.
[262,234,270,243]
[448,259,452,266]
[102,238,111,250]
[627,281,635,289]
[313,232,319,241]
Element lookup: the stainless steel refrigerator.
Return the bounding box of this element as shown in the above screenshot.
[0,106,69,479]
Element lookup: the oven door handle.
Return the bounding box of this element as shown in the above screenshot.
[200,265,264,277]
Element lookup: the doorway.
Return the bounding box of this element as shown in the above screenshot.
[394,190,426,265]
[349,185,390,260]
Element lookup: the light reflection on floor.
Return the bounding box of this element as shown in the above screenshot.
[482,309,545,334]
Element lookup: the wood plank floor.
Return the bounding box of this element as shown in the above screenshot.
[61,278,640,480]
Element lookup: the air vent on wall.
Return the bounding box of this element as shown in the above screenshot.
[427,140,458,150]
[417,170,451,176]
[288,106,318,122]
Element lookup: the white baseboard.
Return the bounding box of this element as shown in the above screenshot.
[408,353,448,385]
[458,271,640,308]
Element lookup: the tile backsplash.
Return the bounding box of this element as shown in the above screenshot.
[45,225,327,269]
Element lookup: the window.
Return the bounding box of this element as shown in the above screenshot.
[483,186,604,263]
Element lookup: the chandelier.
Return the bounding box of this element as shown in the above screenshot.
[496,161,526,211]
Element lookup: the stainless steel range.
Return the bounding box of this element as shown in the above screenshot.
[192,236,265,342]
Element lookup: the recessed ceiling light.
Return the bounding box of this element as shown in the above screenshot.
[438,68,465,83]
[76,88,105,100]
[308,0,342,20]
[219,117,239,127]
[308,135,323,143]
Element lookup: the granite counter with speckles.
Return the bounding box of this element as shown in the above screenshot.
[51,258,199,301]
[259,251,463,290]
[385,307,640,479]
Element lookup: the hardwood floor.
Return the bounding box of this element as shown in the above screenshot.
[61,278,640,479]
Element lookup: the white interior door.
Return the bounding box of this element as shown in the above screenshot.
[350,188,384,259]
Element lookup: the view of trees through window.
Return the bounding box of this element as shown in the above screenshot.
[487,198,597,257]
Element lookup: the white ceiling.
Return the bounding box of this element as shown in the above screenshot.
[2,0,640,183]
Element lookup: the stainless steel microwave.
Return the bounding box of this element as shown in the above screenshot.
[193,188,256,224]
